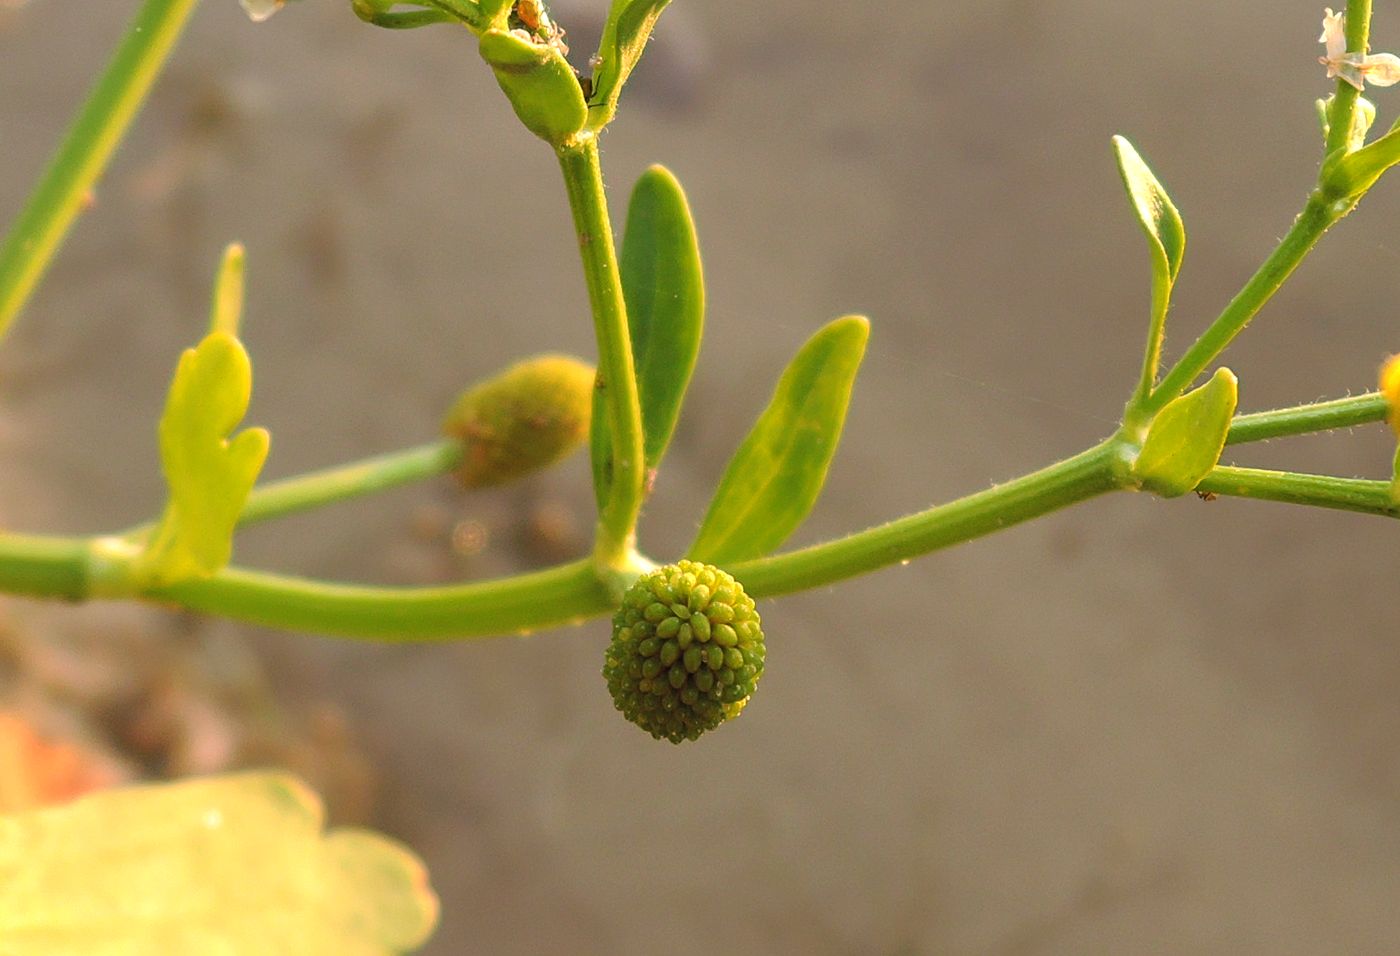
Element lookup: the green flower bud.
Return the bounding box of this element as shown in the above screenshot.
[442,354,595,488]
[478,25,587,146]
[603,561,765,743]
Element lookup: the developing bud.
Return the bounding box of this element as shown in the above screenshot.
[443,354,594,488]
[1382,354,1400,437]
[603,561,765,743]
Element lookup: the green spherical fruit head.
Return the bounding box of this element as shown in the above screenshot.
[442,354,595,488]
[603,561,765,743]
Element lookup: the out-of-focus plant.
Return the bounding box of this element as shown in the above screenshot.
[0,772,438,954]
[3,1,1400,947]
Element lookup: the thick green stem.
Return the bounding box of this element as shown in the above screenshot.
[1145,197,1340,417]
[0,440,1128,635]
[154,558,611,640]
[158,440,1131,631]
[730,440,1127,598]
[0,535,90,601]
[1226,392,1388,445]
[558,138,645,570]
[1198,465,1397,518]
[0,0,201,343]
[0,435,1394,638]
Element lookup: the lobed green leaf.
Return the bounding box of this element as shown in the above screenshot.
[687,316,869,566]
[135,331,270,588]
[592,165,704,508]
[1133,367,1238,498]
[0,772,438,954]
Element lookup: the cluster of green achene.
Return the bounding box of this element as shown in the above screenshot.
[605,561,765,742]
[0,0,1397,748]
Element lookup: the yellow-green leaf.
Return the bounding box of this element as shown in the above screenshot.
[688,316,869,565]
[1114,135,1185,403]
[135,331,270,588]
[591,165,704,507]
[0,772,438,954]
[1134,367,1238,498]
[1113,136,1184,289]
[209,242,246,338]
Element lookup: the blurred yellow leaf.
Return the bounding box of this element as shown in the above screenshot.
[0,772,438,954]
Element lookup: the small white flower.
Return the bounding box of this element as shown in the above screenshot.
[240,0,283,22]
[1319,7,1400,91]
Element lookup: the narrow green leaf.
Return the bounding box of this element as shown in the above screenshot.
[1113,136,1184,285]
[0,772,438,954]
[1113,136,1185,405]
[135,331,270,588]
[586,0,672,130]
[687,316,869,565]
[591,165,703,508]
[1133,367,1238,498]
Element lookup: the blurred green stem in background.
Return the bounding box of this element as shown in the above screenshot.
[0,0,202,342]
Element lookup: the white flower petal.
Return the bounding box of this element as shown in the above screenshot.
[240,0,283,22]
[1321,7,1348,61]
[1361,53,1400,87]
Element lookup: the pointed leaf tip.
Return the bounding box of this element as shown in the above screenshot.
[1112,135,1185,284]
[688,315,869,565]
[210,242,246,338]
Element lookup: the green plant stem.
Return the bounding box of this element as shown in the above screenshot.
[1144,196,1340,418]
[119,441,462,540]
[1326,0,1374,156]
[558,138,645,570]
[238,440,462,526]
[1197,465,1397,518]
[1126,278,1170,419]
[0,0,201,343]
[0,535,90,601]
[419,0,488,30]
[730,440,1127,599]
[0,434,1393,637]
[1144,0,1371,420]
[166,440,1130,631]
[155,558,611,640]
[1225,392,1388,445]
[0,440,1123,635]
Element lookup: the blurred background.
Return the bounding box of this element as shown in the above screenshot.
[3,0,1400,951]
